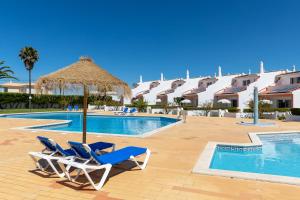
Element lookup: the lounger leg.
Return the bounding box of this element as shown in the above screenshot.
[46,158,65,178]
[82,164,112,191]
[58,161,72,180]
[72,169,82,181]
[29,153,66,177]
[130,149,151,170]
[29,154,43,170]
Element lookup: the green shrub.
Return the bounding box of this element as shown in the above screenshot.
[277,115,286,120]
[243,108,290,113]
[147,105,178,109]
[0,93,121,109]
[243,108,252,113]
[132,99,148,112]
[227,107,240,113]
[291,108,300,116]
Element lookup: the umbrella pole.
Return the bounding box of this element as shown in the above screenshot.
[82,85,88,143]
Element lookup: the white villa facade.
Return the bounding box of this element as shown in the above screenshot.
[183,67,237,106]
[259,70,300,108]
[214,62,284,110]
[156,70,205,106]
[132,62,299,109]
[0,81,36,94]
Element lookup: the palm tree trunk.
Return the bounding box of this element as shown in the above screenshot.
[82,84,88,143]
[29,69,32,111]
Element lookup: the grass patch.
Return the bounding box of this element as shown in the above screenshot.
[0,108,62,114]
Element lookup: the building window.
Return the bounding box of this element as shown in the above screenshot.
[231,99,238,107]
[243,80,251,86]
[290,77,300,84]
[277,100,291,108]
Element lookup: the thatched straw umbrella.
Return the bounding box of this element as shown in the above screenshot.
[35,57,131,143]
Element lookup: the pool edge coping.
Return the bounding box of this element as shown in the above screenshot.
[4,111,182,138]
[192,130,300,186]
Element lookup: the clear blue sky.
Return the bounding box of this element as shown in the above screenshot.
[1,0,300,86]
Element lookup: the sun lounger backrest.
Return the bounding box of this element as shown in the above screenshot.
[68,141,91,159]
[123,107,129,113]
[130,108,137,113]
[55,143,73,156]
[68,105,73,111]
[37,136,57,152]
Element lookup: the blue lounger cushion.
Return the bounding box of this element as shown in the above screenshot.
[56,144,77,157]
[37,136,76,156]
[37,136,57,152]
[69,141,115,159]
[92,146,147,165]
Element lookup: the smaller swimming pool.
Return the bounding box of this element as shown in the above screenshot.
[210,133,300,178]
[0,112,180,136]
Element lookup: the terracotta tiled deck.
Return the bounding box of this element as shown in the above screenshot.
[0,113,300,200]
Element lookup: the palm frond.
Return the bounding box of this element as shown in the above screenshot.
[0,61,17,80]
[19,46,39,70]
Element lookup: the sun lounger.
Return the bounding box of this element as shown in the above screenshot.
[128,108,137,115]
[29,136,115,177]
[57,141,151,190]
[67,105,73,111]
[114,107,129,115]
[74,105,79,111]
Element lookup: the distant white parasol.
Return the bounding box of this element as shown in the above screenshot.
[217,99,231,104]
[156,99,162,103]
[181,99,191,104]
[260,99,272,104]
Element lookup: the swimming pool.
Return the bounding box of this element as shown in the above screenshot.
[0,112,180,136]
[193,131,300,185]
[210,133,300,178]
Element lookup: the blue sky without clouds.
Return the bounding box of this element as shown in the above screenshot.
[1,0,300,86]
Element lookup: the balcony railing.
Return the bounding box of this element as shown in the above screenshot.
[265,84,300,93]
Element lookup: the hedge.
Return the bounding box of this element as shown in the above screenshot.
[0,93,121,109]
[291,108,300,116]
[243,108,291,113]
[227,107,240,113]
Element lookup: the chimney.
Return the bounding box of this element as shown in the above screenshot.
[160,73,164,81]
[218,66,222,77]
[293,65,296,72]
[260,61,265,74]
[186,69,190,80]
[139,75,143,83]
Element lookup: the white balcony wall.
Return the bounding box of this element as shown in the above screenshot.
[198,75,236,106]
[238,71,283,110]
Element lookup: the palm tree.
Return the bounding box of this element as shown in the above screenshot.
[19,47,39,111]
[0,61,17,80]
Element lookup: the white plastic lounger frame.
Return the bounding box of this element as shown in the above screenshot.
[29,151,74,178]
[28,139,75,178]
[57,145,151,190]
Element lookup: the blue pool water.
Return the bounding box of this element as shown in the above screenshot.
[210,133,300,178]
[0,112,179,135]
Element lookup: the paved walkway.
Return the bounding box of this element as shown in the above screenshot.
[0,113,300,200]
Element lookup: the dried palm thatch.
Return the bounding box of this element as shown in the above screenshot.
[35,57,131,97]
[35,57,131,143]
